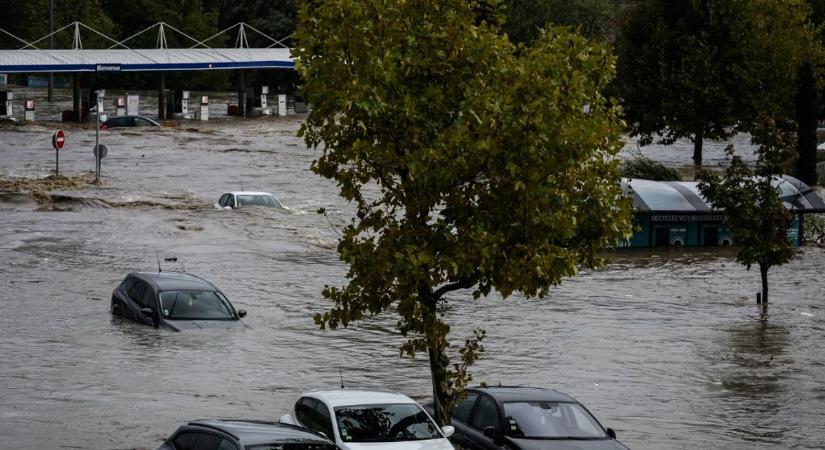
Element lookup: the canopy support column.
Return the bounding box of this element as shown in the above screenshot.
[72,74,81,121]
[238,70,246,117]
[158,71,166,120]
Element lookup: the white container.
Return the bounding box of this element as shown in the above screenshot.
[278,94,287,116]
[126,94,139,116]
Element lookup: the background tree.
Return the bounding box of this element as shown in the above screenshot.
[503,0,627,44]
[697,123,796,314]
[794,61,819,185]
[616,0,813,166]
[295,0,632,425]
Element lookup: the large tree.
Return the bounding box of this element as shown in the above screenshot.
[295,0,633,425]
[616,0,813,166]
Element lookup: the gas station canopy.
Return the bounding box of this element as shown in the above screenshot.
[0,48,294,73]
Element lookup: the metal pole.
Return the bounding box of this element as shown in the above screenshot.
[95,91,100,182]
[48,0,54,102]
[55,146,59,177]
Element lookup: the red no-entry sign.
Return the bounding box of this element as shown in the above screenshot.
[52,129,65,150]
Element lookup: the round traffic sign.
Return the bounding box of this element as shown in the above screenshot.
[52,129,65,150]
[93,144,108,159]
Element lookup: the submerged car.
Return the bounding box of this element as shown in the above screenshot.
[437,386,629,450]
[111,272,246,331]
[280,389,455,450]
[101,115,160,129]
[216,191,287,210]
[156,419,336,450]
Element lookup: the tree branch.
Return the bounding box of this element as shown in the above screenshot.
[434,278,475,299]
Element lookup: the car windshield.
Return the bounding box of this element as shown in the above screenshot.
[246,446,335,450]
[503,401,606,439]
[236,194,282,208]
[334,403,442,443]
[159,290,235,320]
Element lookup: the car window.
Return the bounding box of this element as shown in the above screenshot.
[314,400,334,439]
[159,290,234,320]
[471,395,499,431]
[334,403,441,443]
[228,195,236,208]
[135,117,153,126]
[128,280,147,303]
[141,286,157,309]
[172,432,199,450]
[246,445,335,450]
[216,438,239,450]
[236,194,279,208]
[219,194,229,207]
[192,433,222,450]
[296,397,319,428]
[502,401,605,439]
[120,277,136,294]
[452,391,478,424]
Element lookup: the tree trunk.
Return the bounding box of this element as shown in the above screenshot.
[759,263,769,315]
[422,285,450,427]
[693,129,704,166]
[427,342,450,426]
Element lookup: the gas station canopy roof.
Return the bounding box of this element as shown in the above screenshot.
[0,48,294,73]
[623,176,825,213]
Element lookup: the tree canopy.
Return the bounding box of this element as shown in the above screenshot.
[503,0,628,43]
[295,0,632,425]
[615,0,814,166]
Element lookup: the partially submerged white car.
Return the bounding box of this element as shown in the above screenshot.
[216,191,287,210]
[280,389,455,450]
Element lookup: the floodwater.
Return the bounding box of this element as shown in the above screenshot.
[1,93,824,450]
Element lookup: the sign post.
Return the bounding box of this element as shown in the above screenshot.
[52,129,65,176]
[95,90,103,182]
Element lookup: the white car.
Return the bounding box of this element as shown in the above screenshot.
[216,191,287,210]
[279,389,456,450]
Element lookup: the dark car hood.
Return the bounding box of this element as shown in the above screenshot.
[506,437,629,450]
[162,319,243,331]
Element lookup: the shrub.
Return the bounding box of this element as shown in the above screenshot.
[621,151,682,181]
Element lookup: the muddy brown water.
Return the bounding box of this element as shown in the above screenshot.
[0,99,823,450]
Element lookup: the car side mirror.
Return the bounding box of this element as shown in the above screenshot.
[483,426,500,439]
[237,309,247,318]
[140,307,154,317]
[441,425,455,438]
[606,428,616,439]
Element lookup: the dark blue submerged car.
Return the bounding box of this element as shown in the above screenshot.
[441,386,630,450]
[111,272,246,331]
[156,419,336,450]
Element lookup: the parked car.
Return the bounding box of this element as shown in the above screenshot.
[111,272,246,331]
[101,115,160,129]
[433,386,630,450]
[280,389,455,450]
[155,419,336,450]
[216,191,287,210]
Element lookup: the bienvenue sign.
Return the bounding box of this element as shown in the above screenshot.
[96,64,122,72]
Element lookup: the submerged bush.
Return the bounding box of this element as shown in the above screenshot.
[803,214,825,244]
[621,151,682,181]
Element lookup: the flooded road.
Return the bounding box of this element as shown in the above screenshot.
[0,109,823,450]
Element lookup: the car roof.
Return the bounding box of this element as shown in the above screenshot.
[224,191,274,197]
[129,272,217,292]
[301,389,419,408]
[471,386,577,403]
[187,419,331,446]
